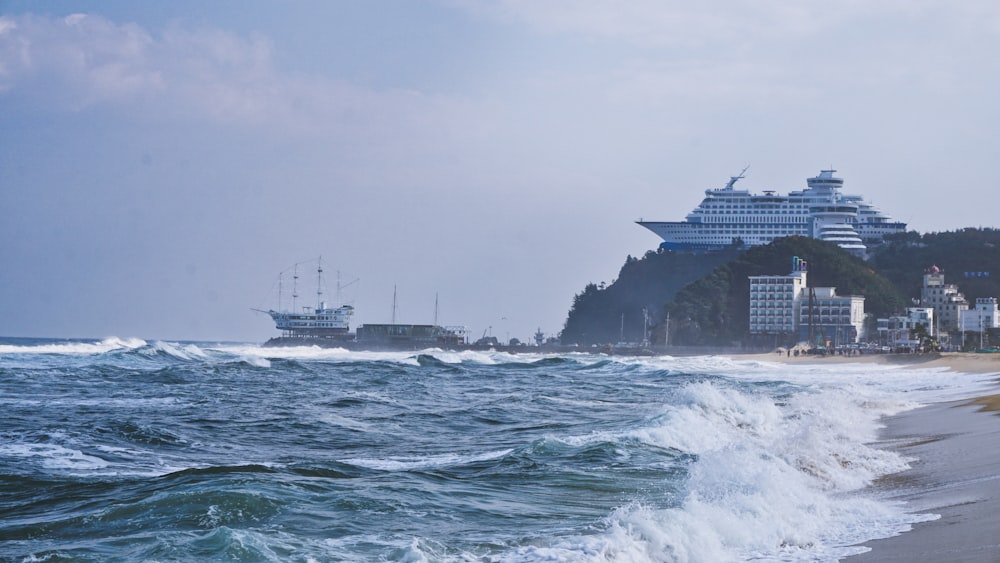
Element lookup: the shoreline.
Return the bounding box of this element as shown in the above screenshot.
[742,350,1000,560]
[740,350,1000,375]
[846,393,1000,561]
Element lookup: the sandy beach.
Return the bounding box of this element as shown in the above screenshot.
[745,349,1000,374]
[747,351,1000,561]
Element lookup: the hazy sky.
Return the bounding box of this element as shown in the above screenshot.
[2,1,999,343]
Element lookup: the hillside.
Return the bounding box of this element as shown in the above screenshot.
[561,229,1000,348]
[560,247,743,345]
[868,228,1000,303]
[656,237,907,346]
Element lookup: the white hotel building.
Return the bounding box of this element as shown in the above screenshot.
[749,257,866,344]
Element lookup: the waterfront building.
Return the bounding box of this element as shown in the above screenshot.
[878,308,935,349]
[748,259,809,336]
[903,307,935,337]
[638,169,906,257]
[799,288,866,345]
[959,297,1000,334]
[748,256,866,344]
[920,265,969,332]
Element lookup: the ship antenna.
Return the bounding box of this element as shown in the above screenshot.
[434,293,439,326]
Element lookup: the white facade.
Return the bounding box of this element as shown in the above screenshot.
[959,297,1000,333]
[879,308,935,349]
[748,257,866,343]
[905,307,935,337]
[799,288,867,343]
[921,265,968,332]
[749,270,808,335]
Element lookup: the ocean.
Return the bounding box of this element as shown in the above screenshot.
[1,337,995,562]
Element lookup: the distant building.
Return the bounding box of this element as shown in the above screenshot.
[748,259,808,336]
[920,265,968,332]
[905,307,935,337]
[959,297,1000,333]
[878,308,935,349]
[749,256,866,344]
[799,287,866,344]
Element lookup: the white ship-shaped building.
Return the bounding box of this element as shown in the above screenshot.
[637,169,906,256]
[253,257,356,339]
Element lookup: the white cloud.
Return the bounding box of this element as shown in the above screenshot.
[454,0,1000,48]
[0,13,436,135]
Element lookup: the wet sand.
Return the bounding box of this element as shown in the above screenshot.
[847,396,1000,561]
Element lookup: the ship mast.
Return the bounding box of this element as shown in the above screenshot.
[292,264,299,313]
[277,272,283,313]
[316,256,324,309]
[391,285,398,324]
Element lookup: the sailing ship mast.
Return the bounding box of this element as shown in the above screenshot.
[391,285,398,324]
[316,256,324,309]
[292,263,300,312]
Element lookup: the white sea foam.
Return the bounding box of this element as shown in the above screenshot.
[0,439,195,478]
[0,336,147,355]
[498,358,990,562]
[214,343,418,364]
[342,448,514,471]
[0,442,110,471]
[211,343,548,367]
[244,355,272,367]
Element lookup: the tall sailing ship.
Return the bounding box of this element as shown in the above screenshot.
[637,168,906,256]
[254,258,466,349]
[254,257,355,339]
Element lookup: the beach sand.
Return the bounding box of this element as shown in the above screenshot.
[743,351,1000,561]
[847,395,1000,561]
[744,350,1000,374]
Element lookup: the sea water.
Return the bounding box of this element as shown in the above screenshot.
[1,337,995,562]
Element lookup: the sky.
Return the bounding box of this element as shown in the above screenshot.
[2,1,1000,343]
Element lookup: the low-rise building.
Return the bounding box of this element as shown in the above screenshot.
[959,297,1000,333]
[878,308,935,349]
[799,287,866,344]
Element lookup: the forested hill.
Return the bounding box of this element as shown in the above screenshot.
[868,228,1000,304]
[658,237,906,346]
[560,247,743,345]
[560,229,1000,347]
[560,237,906,346]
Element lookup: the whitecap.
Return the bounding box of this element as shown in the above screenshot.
[0,336,147,355]
[341,448,514,471]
